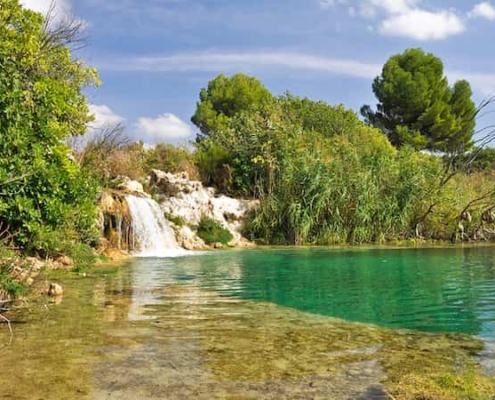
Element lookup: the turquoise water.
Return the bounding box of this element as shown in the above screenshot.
[3,246,495,399]
[163,246,495,336]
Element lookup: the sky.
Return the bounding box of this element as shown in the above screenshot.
[19,0,495,145]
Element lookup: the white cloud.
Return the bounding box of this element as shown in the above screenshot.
[20,0,86,26]
[135,114,194,144]
[380,9,465,41]
[102,51,381,79]
[363,0,419,16]
[326,0,467,41]
[469,2,495,20]
[88,104,125,131]
[100,50,495,97]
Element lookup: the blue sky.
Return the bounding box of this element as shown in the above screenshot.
[20,0,495,144]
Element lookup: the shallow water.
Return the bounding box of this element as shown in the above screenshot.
[2,246,495,399]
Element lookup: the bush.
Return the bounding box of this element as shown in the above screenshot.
[146,143,199,179]
[0,247,26,299]
[165,212,186,227]
[196,217,233,245]
[74,125,148,184]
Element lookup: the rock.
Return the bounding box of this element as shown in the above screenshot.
[56,255,74,268]
[114,176,145,195]
[212,242,223,249]
[48,283,63,296]
[149,169,258,248]
[176,226,208,250]
[150,169,202,197]
[99,192,116,211]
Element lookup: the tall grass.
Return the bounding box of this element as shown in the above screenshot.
[244,126,467,245]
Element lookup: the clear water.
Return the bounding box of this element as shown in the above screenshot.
[2,246,495,399]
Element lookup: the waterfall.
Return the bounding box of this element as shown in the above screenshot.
[125,195,182,257]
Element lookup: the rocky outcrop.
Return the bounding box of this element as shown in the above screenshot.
[175,226,209,250]
[149,169,258,248]
[97,191,133,252]
[113,176,146,195]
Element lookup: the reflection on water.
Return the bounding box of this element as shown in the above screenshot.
[1,247,495,399]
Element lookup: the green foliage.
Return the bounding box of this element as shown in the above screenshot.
[165,213,186,227]
[0,0,99,250]
[191,73,274,142]
[243,125,454,245]
[0,247,26,299]
[192,81,364,197]
[70,243,97,272]
[280,93,362,137]
[75,125,148,185]
[362,48,476,153]
[195,141,234,193]
[190,71,495,245]
[451,147,495,173]
[145,143,199,178]
[196,217,233,245]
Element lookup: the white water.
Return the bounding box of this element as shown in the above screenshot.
[125,195,189,257]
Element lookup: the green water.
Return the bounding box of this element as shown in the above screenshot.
[160,246,495,336]
[207,246,495,336]
[2,246,495,399]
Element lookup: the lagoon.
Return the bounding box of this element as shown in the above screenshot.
[2,246,495,399]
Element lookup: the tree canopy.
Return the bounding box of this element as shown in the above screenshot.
[0,0,99,250]
[361,48,476,153]
[191,73,274,142]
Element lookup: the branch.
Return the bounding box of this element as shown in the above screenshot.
[0,312,12,336]
[0,173,33,187]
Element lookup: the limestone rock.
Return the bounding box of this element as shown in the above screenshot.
[56,255,74,268]
[149,169,258,248]
[176,226,208,250]
[114,176,145,195]
[48,283,63,296]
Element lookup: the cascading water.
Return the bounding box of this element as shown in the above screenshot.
[125,195,184,257]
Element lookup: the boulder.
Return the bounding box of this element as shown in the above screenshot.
[114,176,145,195]
[176,226,209,250]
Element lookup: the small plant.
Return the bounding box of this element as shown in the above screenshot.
[165,213,186,227]
[196,217,233,245]
[70,243,97,273]
[0,247,27,299]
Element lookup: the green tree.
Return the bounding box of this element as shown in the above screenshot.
[361,48,476,153]
[191,73,274,142]
[0,0,100,249]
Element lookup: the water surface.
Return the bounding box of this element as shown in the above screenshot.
[1,246,495,399]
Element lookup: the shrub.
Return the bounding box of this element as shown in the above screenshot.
[146,143,199,179]
[165,212,186,227]
[196,217,233,245]
[0,247,26,299]
[73,125,147,184]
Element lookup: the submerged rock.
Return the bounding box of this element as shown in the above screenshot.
[48,283,63,297]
